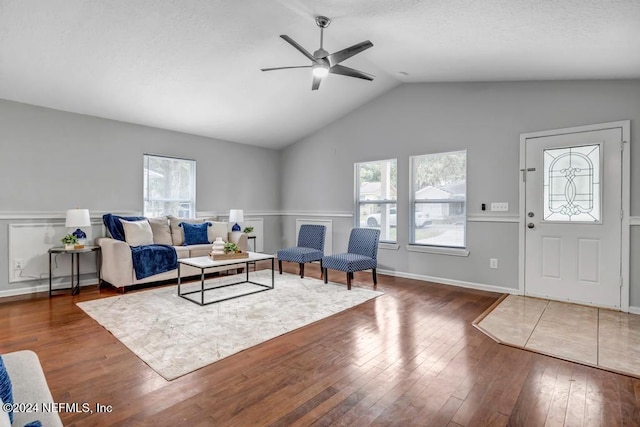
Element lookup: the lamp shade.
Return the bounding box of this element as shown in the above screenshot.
[229,209,244,223]
[65,209,91,228]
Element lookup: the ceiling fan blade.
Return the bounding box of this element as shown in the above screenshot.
[261,66,312,72]
[311,75,322,91]
[329,64,374,81]
[327,40,373,67]
[280,35,317,63]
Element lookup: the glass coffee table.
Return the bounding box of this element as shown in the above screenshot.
[177,252,275,306]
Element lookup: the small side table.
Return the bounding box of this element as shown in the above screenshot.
[48,245,101,296]
[247,235,257,252]
[247,236,257,270]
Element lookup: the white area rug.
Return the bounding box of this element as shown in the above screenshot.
[77,271,383,380]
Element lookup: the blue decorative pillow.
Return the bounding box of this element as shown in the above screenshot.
[180,222,211,245]
[0,355,14,424]
[103,214,146,241]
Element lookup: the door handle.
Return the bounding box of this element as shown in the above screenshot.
[527,223,535,229]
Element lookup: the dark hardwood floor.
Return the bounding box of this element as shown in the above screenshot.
[1,263,639,426]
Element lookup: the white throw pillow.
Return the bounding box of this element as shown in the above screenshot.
[208,221,229,243]
[121,219,154,246]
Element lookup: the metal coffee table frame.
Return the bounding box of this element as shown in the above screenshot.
[177,252,275,306]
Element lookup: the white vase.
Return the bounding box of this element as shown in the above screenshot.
[211,237,225,254]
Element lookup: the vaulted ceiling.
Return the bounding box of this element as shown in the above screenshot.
[1,0,638,149]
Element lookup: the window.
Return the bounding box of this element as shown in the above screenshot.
[543,144,601,222]
[410,150,466,248]
[355,159,397,242]
[143,154,196,218]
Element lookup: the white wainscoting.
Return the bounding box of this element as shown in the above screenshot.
[8,221,103,283]
[295,219,333,255]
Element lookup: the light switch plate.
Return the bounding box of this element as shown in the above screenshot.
[491,202,509,212]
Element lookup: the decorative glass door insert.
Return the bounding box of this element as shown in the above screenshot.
[543,144,601,222]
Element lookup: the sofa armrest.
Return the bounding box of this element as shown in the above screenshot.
[96,237,133,288]
[3,350,63,427]
[227,232,248,252]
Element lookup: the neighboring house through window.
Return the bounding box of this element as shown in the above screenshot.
[143,154,196,218]
[410,150,466,248]
[355,159,397,243]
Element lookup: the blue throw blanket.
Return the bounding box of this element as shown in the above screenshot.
[131,245,178,280]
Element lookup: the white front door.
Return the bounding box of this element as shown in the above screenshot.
[522,123,627,309]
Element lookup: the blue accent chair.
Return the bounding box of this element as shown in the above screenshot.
[322,228,380,290]
[277,224,326,278]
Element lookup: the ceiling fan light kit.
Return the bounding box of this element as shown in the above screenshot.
[312,64,329,78]
[261,15,374,91]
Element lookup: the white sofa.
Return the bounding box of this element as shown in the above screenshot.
[2,350,63,427]
[97,215,248,290]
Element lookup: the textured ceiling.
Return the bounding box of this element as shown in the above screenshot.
[1,0,639,149]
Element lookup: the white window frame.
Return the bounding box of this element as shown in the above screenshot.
[143,154,196,218]
[354,159,397,244]
[409,150,467,249]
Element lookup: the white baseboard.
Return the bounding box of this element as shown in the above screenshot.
[384,270,640,313]
[0,278,98,298]
[377,268,519,295]
[628,306,640,315]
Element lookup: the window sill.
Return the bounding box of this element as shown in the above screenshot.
[379,242,400,250]
[406,245,469,257]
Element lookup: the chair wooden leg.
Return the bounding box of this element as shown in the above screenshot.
[347,272,352,290]
[372,268,377,286]
[278,260,282,274]
[323,268,328,284]
[320,259,323,279]
[299,263,304,278]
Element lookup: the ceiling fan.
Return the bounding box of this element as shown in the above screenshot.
[261,16,374,91]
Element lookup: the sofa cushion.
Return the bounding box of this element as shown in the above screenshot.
[188,244,214,258]
[173,246,191,259]
[180,222,211,245]
[121,219,154,246]
[148,217,172,245]
[208,221,229,243]
[169,216,204,246]
[103,214,146,241]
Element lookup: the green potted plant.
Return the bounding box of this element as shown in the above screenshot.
[223,242,240,254]
[61,234,79,250]
[242,226,254,234]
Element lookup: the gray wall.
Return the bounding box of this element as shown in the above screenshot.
[279,80,640,301]
[2,80,640,305]
[0,99,282,293]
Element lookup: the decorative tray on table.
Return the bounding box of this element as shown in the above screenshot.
[209,251,249,260]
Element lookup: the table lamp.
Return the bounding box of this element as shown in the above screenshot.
[65,209,91,241]
[229,209,244,232]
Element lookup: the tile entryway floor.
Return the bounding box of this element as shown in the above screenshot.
[474,295,640,378]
